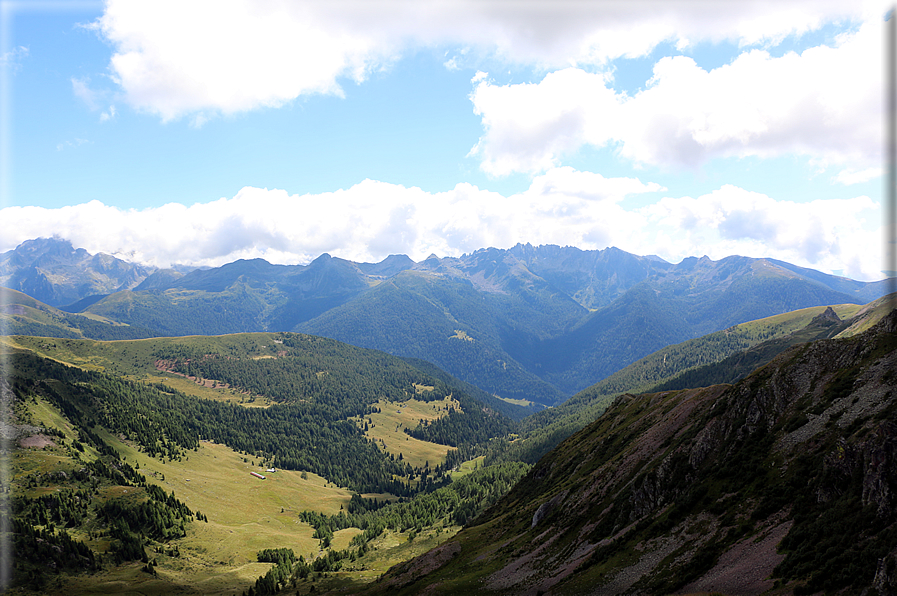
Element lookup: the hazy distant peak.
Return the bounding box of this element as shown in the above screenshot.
[358,254,416,277]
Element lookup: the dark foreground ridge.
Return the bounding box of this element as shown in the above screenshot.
[364,309,897,595]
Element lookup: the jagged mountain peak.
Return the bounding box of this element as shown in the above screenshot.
[0,237,154,307]
[4,237,893,406]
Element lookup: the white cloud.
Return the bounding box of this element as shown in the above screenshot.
[71,76,99,109]
[91,0,879,122]
[93,0,392,121]
[0,170,883,280]
[1,45,29,73]
[469,68,620,174]
[99,105,117,122]
[470,19,883,175]
[55,138,89,151]
[643,185,881,280]
[0,169,660,268]
[834,167,883,185]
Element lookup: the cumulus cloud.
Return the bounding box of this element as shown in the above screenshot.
[90,0,876,122]
[644,185,881,279]
[0,169,883,280]
[470,19,882,174]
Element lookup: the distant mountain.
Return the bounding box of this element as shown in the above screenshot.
[482,297,892,469]
[299,269,575,406]
[368,309,897,595]
[0,287,162,340]
[83,254,383,336]
[302,247,880,401]
[4,237,892,406]
[0,237,155,307]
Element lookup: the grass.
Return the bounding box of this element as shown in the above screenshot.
[358,398,459,469]
[12,394,364,595]
[450,455,486,479]
[6,335,482,594]
[291,526,462,595]
[13,396,105,485]
[14,404,469,595]
[734,303,863,338]
[495,396,533,407]
[331,528,364,551]
[4,333,289,379]
[141,373,274,408]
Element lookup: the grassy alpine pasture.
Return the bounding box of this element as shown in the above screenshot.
[141,372,275,407]
[4,333,464,464]
[12,394,356,595]
[3,335,294,408]
[11,392,472,595]
[732,302,863,337]
[358,397,459,469]
[495,395,534,407]
[294,527,460,594]
[6,332,479,594]
[5,332,286,378]
[5,330,517,594]
[449,455,486,479]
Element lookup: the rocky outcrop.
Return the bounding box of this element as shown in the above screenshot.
[863,422,897,519]
[811,305,841,326]
[875,548,897,596]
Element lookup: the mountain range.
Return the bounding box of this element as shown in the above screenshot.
[5,236,897,595]
[1,237,892,405]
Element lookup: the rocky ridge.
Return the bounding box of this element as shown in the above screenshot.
[363,308,897,595]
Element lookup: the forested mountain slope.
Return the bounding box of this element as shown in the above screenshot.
[0,287,161,340]
[483,297,893,472]
[297,270,573,406]
[4,237,891,406]
[3,338,523,594]
[366,307,897,596]
[6,331,517,493]
[303,248,882,401]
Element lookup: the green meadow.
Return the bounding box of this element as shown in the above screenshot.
[12,391,467,595]
[358,397,459,469]
[5,332,481,594]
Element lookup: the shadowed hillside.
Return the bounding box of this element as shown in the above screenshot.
[363,308,897,595]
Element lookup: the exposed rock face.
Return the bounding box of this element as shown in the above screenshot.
[531,489,568,528]
[875,549,897,596]
[811,305,842,326]
[863,422,897,519]
[368,310,897,596]
[0,237,154,307]
[374,541,461,592]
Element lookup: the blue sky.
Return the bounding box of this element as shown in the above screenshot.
[0,0,889,280]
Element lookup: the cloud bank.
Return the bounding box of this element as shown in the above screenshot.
[92,0,877,124]
[0,168,882,280]
[470,19,882,174]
